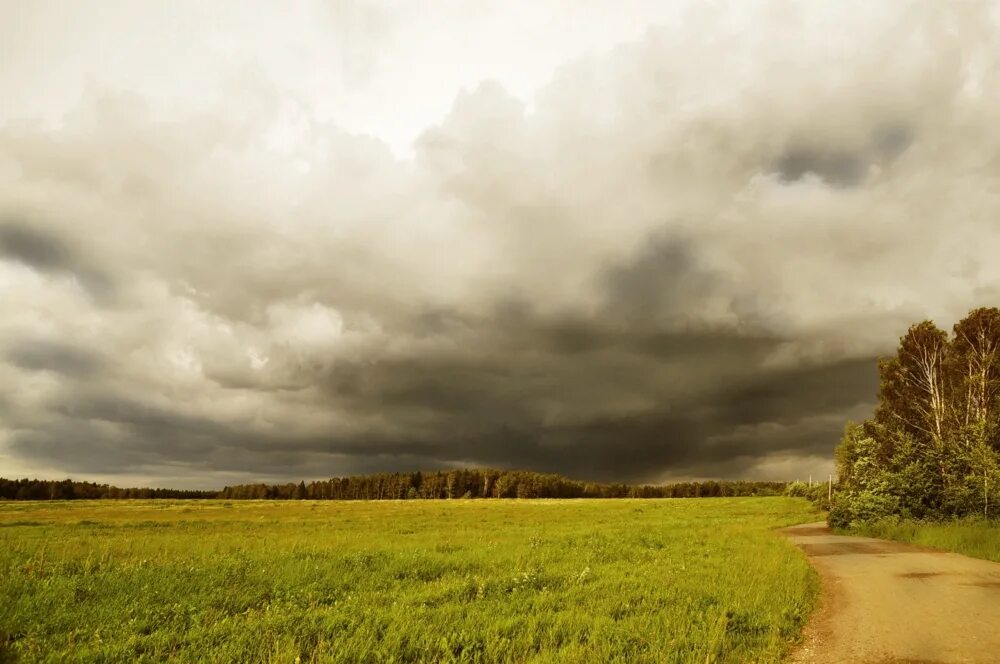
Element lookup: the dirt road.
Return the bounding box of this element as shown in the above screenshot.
[784,522,1000,664]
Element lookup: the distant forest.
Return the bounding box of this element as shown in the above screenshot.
[0,471,787,501]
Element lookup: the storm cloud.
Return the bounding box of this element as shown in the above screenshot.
[0,221,115,301]
[1,2,998,488]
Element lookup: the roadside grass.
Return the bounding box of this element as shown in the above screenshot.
[849,517,1000,563]
[0,498,820,663]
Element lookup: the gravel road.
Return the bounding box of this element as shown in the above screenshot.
[783,522,1000,664]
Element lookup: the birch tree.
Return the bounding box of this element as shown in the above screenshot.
[876,321,950,446]
[949,307,1000,447]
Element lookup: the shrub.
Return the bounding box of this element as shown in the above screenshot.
[783,481,808,498]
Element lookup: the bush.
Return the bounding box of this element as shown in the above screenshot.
[831,488,900,528]
[826,502,851,529]
[783,481,808,498]
[805,484,832,511]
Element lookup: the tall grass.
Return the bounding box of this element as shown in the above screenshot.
[850,517,1000,563]
[0,498,820,663]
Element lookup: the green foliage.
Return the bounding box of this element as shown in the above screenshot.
[0,498,820,663]
[848,517,1000,563]
[783,481,808,497]
[832,308,1000,525]
[803,484,832,512]
[783,482,832,512]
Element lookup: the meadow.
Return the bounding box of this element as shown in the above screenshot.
[0,498,820,663]
[847,517,1000,563]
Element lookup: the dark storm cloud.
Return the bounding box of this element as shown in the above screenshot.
[0,220,115,301]
[2,2,997,487]
[6,339,103,378]
[775,149,869,187]
[279,351,875,483]
[0,221,73,270]
[773,125,914,188]
[461,355,879,481]
[4,291,870,483]
[602,236,720,325]
[871,124,913,161]
[710,357,878,429]
[49,392,223,435]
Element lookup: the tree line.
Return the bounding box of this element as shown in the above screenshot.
[0,472,786,501]
[219,471,786,500]
[0,478,216,501]
[832,307,1000,526]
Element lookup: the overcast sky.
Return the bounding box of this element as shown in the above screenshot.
[2,1,1000,489]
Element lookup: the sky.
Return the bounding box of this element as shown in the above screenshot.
[2,1,1000,489]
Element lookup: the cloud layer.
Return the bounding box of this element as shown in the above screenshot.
[2,2,999,487]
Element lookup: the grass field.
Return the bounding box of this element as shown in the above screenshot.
[848,517,1000,563]
[0,498,820,663]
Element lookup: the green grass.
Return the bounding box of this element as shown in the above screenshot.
[0,498,820,663]
[848,517,1000,563]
